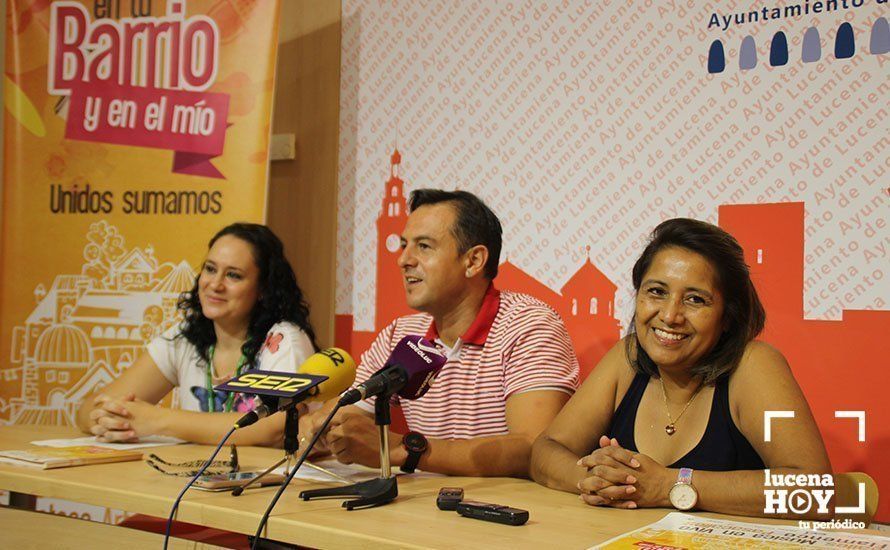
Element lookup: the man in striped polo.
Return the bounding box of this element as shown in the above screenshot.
[320,189,579,477]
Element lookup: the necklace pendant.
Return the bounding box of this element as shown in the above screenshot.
[665,424,676,436]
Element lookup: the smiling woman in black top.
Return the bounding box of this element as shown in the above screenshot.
[530,218,831,519]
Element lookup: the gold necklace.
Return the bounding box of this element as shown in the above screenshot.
[659,377,703,436]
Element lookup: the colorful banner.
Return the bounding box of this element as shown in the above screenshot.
[1,0,280,429]
[335,1,889,520]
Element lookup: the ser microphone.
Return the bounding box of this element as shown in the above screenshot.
[338,335,446,406]
[225,348,357,428]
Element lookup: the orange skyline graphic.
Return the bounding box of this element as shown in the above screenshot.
[336,150,622,380]
[720,202,888,520]
[334,153,888,519]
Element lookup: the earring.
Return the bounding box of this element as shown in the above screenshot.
[465,269,472,277]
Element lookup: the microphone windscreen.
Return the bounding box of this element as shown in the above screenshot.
[297,348,357,402]
[390,336,447,400]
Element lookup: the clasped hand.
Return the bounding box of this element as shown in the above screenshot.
[88,393,164,443]
[576,436,669,509]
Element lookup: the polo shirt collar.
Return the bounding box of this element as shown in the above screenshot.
[424,285,501,346]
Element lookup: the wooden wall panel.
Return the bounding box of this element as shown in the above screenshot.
[267,1,341,348]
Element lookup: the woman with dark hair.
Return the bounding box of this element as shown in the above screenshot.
[76,223,318,446]
[531,218,831,518]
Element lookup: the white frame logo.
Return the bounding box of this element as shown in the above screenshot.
[762,410,867,525]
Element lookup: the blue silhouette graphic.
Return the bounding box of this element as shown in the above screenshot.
[708,40,725,73]
[770,32,789,66]
[802,27,821,62]
[740,36,757,70]
[871,17,889,55]
[835,22,855,59]
[708,19,884,74]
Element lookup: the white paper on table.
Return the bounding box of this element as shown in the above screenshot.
[276,458,445,484]
[31,436,185,450]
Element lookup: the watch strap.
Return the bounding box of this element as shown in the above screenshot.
[400,432,426,474]
[677,467,693,484]
[402,450,421,473]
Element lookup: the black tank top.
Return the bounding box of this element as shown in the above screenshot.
[608,372,765,471]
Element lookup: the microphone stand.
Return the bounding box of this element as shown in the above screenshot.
[299,395,398,510]
[232,403,300,496]
[284,406,300,473]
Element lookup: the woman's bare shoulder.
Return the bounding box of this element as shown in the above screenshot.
[728,341,797,400]
[583,336,638,405]
[734,341,790,376]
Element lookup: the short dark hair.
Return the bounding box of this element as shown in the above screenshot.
[408,189,503,279]
[178,223,319,368]
[625,218,765,384]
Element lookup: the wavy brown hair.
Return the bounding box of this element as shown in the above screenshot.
[177,223,318,368]
[625,218,765,384]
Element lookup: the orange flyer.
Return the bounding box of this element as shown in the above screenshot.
[593,512,889,550]
[0,445,143,469]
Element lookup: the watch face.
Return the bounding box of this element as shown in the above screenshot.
[669,483,697,510]
[403,432,427,453]
[385,233,401,253]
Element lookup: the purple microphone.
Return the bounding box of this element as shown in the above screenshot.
[338,335,446,406]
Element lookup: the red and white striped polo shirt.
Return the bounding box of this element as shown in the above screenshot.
[354,287,579,439]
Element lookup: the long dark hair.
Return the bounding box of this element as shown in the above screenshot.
[177,223,319,368]
[625,218,765,384]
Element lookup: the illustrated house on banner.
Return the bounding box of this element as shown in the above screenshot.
[11,275,93,365]
[4,226,195,426]
[497,261,562,305]
[8,275,96,422]
[154,260,198,320]
[19,323,92,425]
[111,247,157,291]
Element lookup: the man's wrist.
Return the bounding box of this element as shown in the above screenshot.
[399,432,430,473]
[390,432,407,466]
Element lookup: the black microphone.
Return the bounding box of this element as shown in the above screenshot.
[339,335,447,406]
[234,395,279,430]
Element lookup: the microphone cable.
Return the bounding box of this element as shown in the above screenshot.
[250,402,343,550]
[163,424,237,550]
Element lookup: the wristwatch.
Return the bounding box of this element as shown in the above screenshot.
[400,432,428,474]
[669,467,698,510]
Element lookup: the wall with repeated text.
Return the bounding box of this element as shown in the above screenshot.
[336,1,889,520]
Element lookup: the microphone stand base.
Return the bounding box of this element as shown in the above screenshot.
[301,396,397,510]
[299,477,398,510]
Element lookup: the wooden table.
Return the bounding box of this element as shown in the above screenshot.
[0,426,882,549]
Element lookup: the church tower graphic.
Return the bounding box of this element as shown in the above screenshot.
[497,250,621,379]
[375,149,412,329]
[558,248,621,378]
[719,202,804,339]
